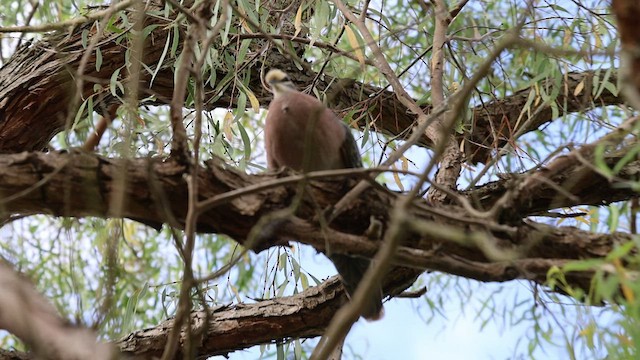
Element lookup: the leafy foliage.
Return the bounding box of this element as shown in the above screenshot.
[0,0,638,359]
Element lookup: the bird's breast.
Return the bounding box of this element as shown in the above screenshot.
[265,96,346,171]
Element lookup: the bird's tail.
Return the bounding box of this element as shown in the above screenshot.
[328,253,384,320]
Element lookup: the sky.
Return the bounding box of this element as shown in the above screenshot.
[210,243,613,360]
[0,0,623,358]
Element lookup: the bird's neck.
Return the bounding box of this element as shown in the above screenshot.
[272,86,296,100]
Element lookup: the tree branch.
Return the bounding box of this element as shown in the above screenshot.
[0,5,620,165]
[117,278,346,358]
[0,262,114,360]
[0,151,632,278]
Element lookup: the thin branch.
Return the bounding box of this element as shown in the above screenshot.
[0,0,136,33]
[162,2,208,357]
[0,262,114,359]
[234,33,376,66]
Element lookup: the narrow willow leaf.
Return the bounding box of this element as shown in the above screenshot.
[237,121,252,165]
[81,29,89,48]
[110,67,123,96]
[345,24,366,67]
[595,67,613,99]
[95,47,103,72]
[238,81,260,112]
[573,79,585,96]
[294,3,304,37]
[223,111,234,140]
[392,163,405,191]
[276,343,284,360]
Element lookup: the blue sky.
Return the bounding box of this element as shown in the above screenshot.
[210,242,614,360]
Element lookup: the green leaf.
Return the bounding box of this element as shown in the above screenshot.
[95,47,103,72]
[110,66,124,97]
[237,121,252,169]
[276,342,284,360]
[81,29,89,48]
[605,240,636,261]
[563,259,604,272]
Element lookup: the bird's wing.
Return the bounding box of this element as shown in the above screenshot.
[339,123,363,168]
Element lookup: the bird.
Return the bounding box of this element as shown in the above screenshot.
[264,69,383,320]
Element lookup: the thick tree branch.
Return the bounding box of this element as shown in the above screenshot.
[117,278,346,358]
[463,69,620,163]
[0,7,620,165]
[0,277,346,359]
[0,262,114,360]
[613,0,640,109]
[0,151,632,273]
[468,138,640,219]
[0,149,634,357]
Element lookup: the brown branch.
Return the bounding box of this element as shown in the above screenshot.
[613,0,640,109]
[0,261,114,360]
[0,0,136,33]
[467,126,640,219]
[0,4,620,164]
[0,277,346,360]
[117,278,346,358]
[0,151,632,286]
[81,105,118,151]
[423,0,463,202]
[0,150,633,358]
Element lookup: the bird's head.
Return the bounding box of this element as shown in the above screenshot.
[265,69,296,97]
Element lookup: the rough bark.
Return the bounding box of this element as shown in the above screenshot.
[613,0,640,96]
[0,262,114,360]
[117,278,345,359]
[0,150,632,280]
[0,1,634,359]
[0,12,621,164]
[0,145,632,356]
[467,142,640,219]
